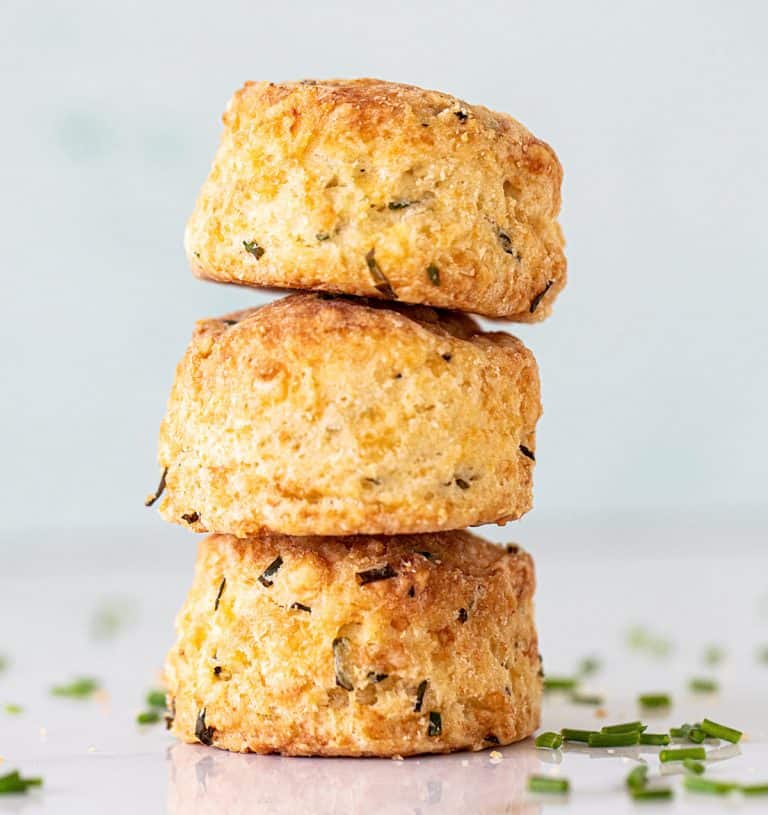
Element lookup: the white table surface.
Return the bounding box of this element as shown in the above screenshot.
[1,520,766,814]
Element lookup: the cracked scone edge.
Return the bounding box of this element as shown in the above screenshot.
[185,78,566,320]
[164,530,541,757]
[156,293,541,537]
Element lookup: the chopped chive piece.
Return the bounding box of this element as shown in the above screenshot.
[683,776,736,795]
[91,597,138,641]
[625,626,673,656]
[688,678,718,693]
[578,656,601,676]
[243,240,265,259]
[703,645,724,666]
[543,676,579,691]
[588,731,640,747]
[214,578,226,610]
[670,724,692,739]
[602,721,646,734]
[534,731,563,750]
[631,788,673,801]
[688,727,706,744]
[195,708,215,746]
[0,770,43,794]
[529,280,553,313]
[427,711,442,737]
[640,732,670,746]
[426,265,440,286]
[682,758,705,775]
[743,784,768,796]
[519,444,535,461]
[413,679,428,712]
[258,556,283,588]
[571,692,603,706]
[638,693,671,708]
[0,656,7,672]
[51,677,100,698]
[356,564,397,585]
[144,467,167,507]
[332,637,354,691]
[560,728,596,743]
[146,689,166,709]
[365,249,397,298]
[659,747,706,763]
[3,703,22,715]
[626,765,648,790]
[700,718,742,744]
[527,775,569,795]
[136,710,160,725]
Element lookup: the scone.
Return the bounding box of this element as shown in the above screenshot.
[163,531,541,757]
[185,78,565,320]
[152,293,541,537]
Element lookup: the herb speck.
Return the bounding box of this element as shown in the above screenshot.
[414,680,428,712]
[356,564,398,585]
[195,708,215,745]
[428,711,442,736]
[365,249,397,298]
[529,280,554,314]
[144,468,167,507]
[214,578,226,611]
[333,637,354,691]
[243,240,265,259]
[258,556,284,588]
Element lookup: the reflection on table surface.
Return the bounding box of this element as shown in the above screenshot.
[166,742,541,815]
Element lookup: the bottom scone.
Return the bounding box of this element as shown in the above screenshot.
[164,530,541,757]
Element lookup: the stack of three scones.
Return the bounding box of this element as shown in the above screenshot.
[149,79,566,757]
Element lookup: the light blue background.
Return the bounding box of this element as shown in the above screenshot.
[2,0,766,534]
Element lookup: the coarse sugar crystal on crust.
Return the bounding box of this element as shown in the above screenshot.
[185,78,566,320]
[163,530,542,757]
[153,293,541,537]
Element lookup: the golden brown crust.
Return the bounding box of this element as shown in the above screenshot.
[164,531,541,757]
[185,78,566,320]
[155,293,541,537]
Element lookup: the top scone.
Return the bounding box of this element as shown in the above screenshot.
[186,79,566,320]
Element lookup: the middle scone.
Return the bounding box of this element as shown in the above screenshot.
[156,293,541,537]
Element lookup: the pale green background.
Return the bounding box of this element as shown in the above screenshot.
[1,0,766,534]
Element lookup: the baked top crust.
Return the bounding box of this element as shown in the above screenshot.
[185,78,565,319]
